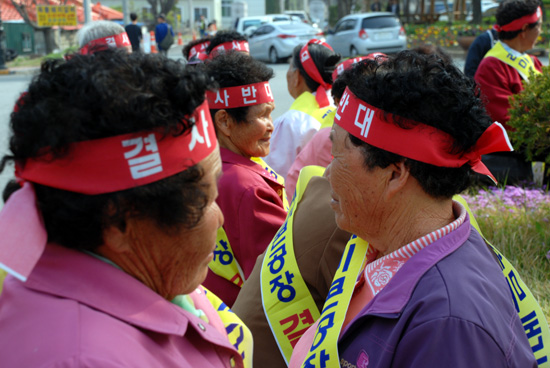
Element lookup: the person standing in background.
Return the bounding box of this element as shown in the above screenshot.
[125,13,143,53]
[464,28,498,77]
[386,0,400,16]
[155,13,174,56]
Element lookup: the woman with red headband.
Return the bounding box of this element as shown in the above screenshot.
[203,51,287,307]
[0,50,251,367]
[264,40,341,179]
[289,51,538,367]
[475,0,543,184]
[78,20,132,54]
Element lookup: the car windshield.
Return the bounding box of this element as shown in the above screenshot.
[361,16,400,29]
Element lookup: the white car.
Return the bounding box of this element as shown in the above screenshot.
[248,22,324,63]
[326,12,407,57]
[234,14,301,37]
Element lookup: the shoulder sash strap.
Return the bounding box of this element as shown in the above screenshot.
[261,165,325,363]
[203,287,254,368]
[208,227,246,288]
[485,41,542,81]
[251,156,290,211]
[454,195,550,366]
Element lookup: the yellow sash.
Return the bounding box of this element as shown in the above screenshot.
[291,91,335,128]
[209,227,246,288]
[203,287,254,368]
[454,196,550,366]
[300,234,369,367]
[260,165,326,364]
[208,157,288,289]
[485,41,542,81]
[251,156,290,211]
[300,195,549,366]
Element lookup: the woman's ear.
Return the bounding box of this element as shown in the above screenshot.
[214,109,232,138]
[384,160,410,201]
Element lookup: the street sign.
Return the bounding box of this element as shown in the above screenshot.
[36,5,77,27]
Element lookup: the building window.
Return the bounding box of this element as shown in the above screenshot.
[222,0,232,17]
[194,7,208,22]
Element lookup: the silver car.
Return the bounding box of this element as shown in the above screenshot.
[248,22,324,64]
[326,13,407,57]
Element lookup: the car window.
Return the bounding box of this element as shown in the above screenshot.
[361,16,400,29]
[335,19,356,33]
[261,25,275,35]
[272,16,291,22]
[243,19,263,30]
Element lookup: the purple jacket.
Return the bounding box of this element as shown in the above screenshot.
[339,215,537,367]
[0,243,242,367]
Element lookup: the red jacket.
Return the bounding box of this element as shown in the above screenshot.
[474,54,542,130]
[203,148,287,307]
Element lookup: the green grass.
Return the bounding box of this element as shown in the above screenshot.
[6,46,79,69]
[463,186,550,323]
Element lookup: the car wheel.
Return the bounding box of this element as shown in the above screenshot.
[269,47,279,64]
[350,46,359,58]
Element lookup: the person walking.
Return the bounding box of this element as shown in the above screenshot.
[155,13,174,56]
[125,13,143,53]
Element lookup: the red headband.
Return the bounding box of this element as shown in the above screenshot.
[331,53,388,82]
[189,40,210,60]
[495,6,541,32]
[206,81,274,109]
[17,101,217,194]
[80,33,131,55]
[209,40,250,58]
[299,39,334,108]
[334,87,513,184]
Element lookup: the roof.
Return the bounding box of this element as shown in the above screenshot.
[1,0,123,26]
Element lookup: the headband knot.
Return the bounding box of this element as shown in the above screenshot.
[299,39,334,108]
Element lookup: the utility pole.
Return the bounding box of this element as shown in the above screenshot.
[83,0,92,24]
[122,0,129,25]
[0,5,8,73]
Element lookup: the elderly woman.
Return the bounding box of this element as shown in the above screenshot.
[264,40,340,179]
[202,51,287,307]
[0,50,250,367]
[78,20,131,54]
[289,51,537,366]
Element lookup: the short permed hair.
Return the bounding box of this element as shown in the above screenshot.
[1,49,214,251]
[206,30,248,55]
[204,51,274,124]
[345,50,492,198]
[77,20,126,48]
[496,0,541,40]
[291,43,341,91]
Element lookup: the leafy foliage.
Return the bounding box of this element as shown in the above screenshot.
[508,66,550,164]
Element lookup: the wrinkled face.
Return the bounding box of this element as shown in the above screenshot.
[229,102,275,158]
[124,148,223,298]
[326,124,389,240]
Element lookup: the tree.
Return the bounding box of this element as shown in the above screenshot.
[146,0,177,21]
[337,0,354,19]
[10,0,61,54]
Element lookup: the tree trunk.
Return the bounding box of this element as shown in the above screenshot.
[42,27,58,54]
[471,0,482,24]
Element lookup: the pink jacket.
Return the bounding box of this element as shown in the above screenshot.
[0,243,243,367]
[203,148,287,307]
[286,127,332,201]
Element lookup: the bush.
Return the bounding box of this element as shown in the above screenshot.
[508,65,550,164]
